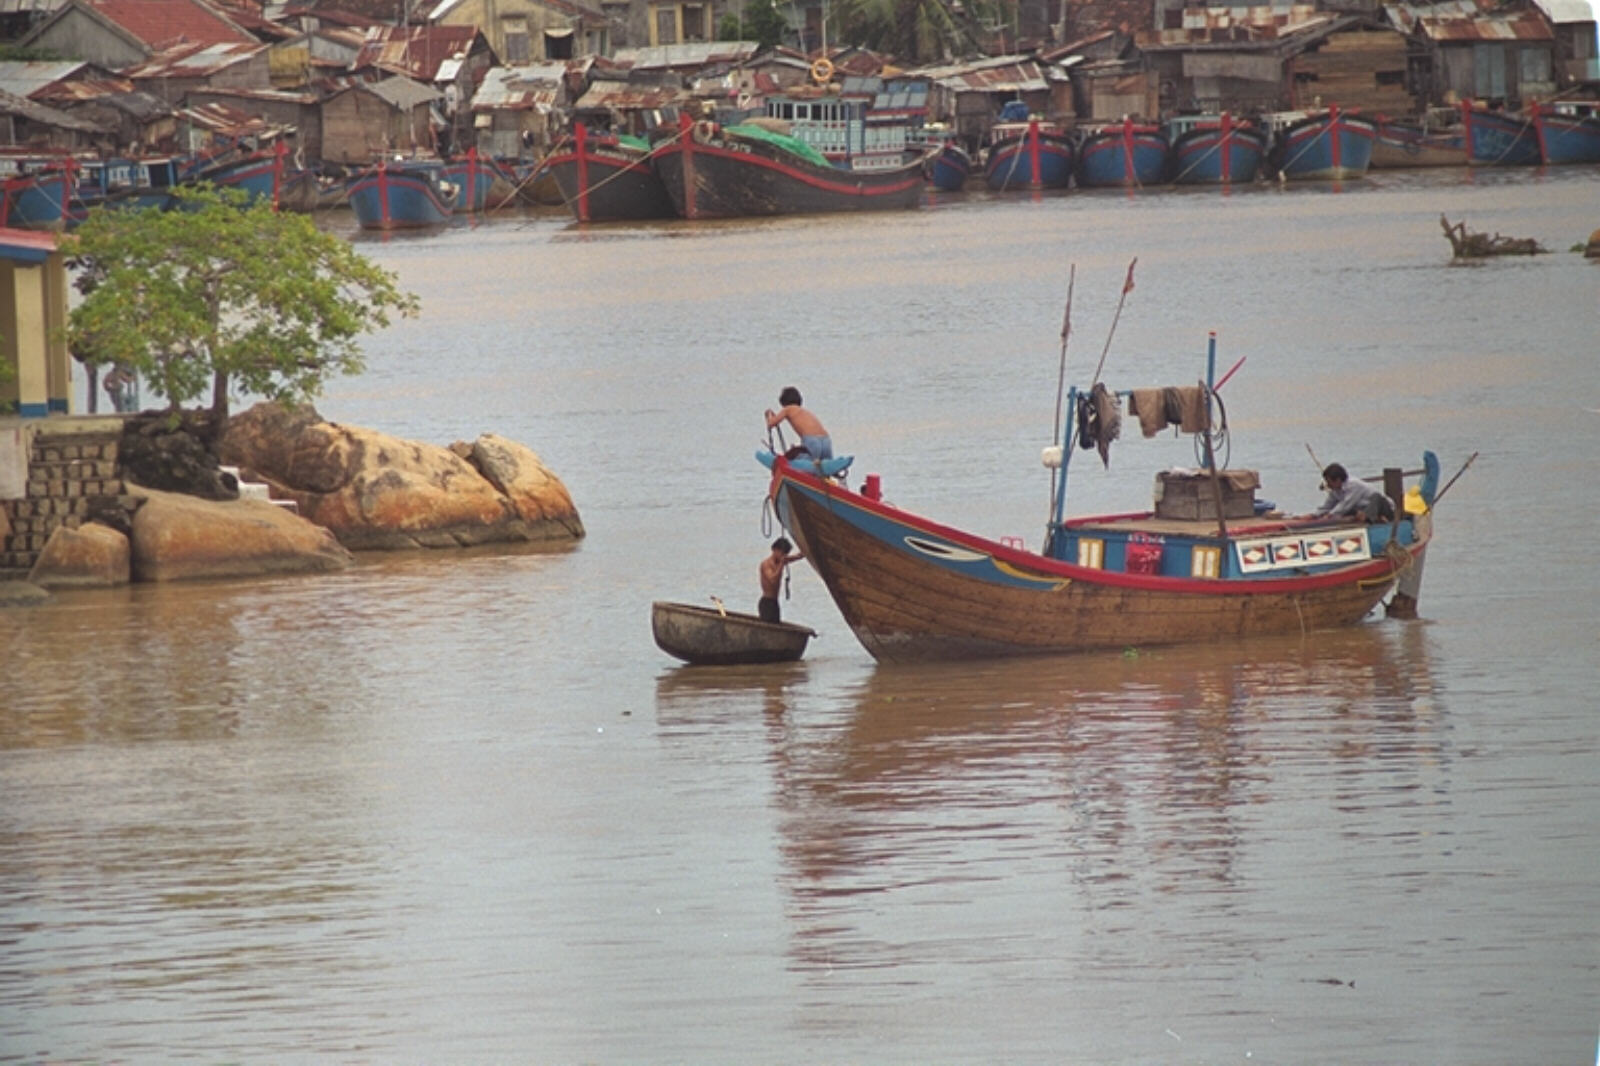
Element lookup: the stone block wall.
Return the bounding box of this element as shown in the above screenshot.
[0,420,126,575]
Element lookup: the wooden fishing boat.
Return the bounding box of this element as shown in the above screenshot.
[1531,101,1600,165]
[652,600,816,665]
[1267,106,1376,180]
[984,118,1074,190]
[1075,118,1169,188]
[441,149,520,211]
[1370,112,1466,168]
[924,139,973,191]
[1165,113,1267,185]
[346,158,455,229]
[545,123,675,222]
[191,142,323,210]
[758,333,1441,663]
[651,115,925,220]
[2,163,75,229]
[1459,102,1540,166]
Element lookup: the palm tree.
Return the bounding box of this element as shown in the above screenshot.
[829,0,1002,64]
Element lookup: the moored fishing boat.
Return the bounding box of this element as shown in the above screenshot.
[651,114,925,220]
[1531,100,1600,165]
[924,138,973,191]
[1267,106,1377,180]
[1075,118,1169,188]
[651,600,816,665]
[191,142,322,210]
[1370,111,1466,168]
[1459,102,1540,165]
[545,123,675,222]
[758,330,1441,662]
[346,158,455,229]
[984,116,1074,190]
[2,162,76,229]
[442,148,518,211]
[1165,113,1267,185]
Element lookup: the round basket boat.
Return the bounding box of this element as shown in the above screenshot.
[651,600,816,666]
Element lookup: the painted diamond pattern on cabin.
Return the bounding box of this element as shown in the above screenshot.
[1237,529,1373,574]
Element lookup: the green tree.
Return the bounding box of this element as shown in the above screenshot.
[830,0,999,63]
[718,0,791,49]
[65,186,418,424]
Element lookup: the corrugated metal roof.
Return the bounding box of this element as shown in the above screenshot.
[366,75,442,109]
[1531,0,1600,23]
[472,64,566,110]
[0,86,107,131]
[86,0,257,50]
[1385,0,1555,37]
[353,25,480,81]
[122,41,264,79]
[612,42,759,70]
[1415,12,1552,38]
[0,60,88,99]
[924,57,1050,93]
[573,81,689,110]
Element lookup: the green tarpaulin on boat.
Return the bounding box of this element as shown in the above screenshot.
[724,125,832,168]
[617,133,650,152]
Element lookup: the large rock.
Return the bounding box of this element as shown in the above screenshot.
[1586,228,1600,259]
[219,403,584,550]
[0,580,49,607]
[28,521,131,589]
[128,484,353,582]
[119,413,237,500]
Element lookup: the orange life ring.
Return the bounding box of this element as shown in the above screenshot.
[809,57,834,84]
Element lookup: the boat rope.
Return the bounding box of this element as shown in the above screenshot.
[485,134,571,217]
[1277,122,1331,178]
[1168,138,1222,184]
[557,125,687,214]
[1193,385,1230,469]
[1481,112,1536,165]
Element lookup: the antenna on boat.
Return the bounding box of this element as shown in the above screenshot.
[1091,257,1136,387]
[1047,264,1075,527]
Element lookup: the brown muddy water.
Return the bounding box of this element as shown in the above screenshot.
[3,168,1598,1063]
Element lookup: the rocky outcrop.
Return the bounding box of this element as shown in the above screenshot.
[127,484,353,582]
[28,522,131,589]
[0,580,48,606]
[219,403,584,550]
[1586,228,1600,259]
[119,413,238,500]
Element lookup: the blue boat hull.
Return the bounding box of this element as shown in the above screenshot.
[1462,109,1540,166]
[1075,125,1169,187]
[1274,112,1376,180]
[1168,124,1267,184]
[985,128,1073,190]
[926,143,971,191]
[3,169,73,229]
[442,156,507,211]
[1533,111,1600,165]
[347,166,454,229]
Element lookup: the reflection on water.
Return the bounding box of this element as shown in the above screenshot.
[656,625,1445,983]
[5,168,1597,1063]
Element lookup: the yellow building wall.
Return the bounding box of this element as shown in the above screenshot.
[0,247,72,418]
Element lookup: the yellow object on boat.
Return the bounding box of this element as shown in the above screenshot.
[1405,485,1428,515]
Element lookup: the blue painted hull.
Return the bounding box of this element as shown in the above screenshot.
[1533,110,1600,165]
[1075,125,1169,187]
[926,142,971,191]
[985,127,1073,190]
[3,169,73,229]
[347,165,454,229]
[1274,112,1376,180]
[1167,122,1267,184]
[441,156,503,211]
[1462,109,1540,166]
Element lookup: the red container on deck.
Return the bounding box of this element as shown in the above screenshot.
[1125,536,1164,575]
[862,474,882,501]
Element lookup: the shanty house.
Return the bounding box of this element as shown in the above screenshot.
[266,28,369,89]
[1385,0,1557,106]
[469,61,567,155]
[181,87,322,157]
[120,40,272,105]
[320,75,442,164]
[1532,0,1599,82]
[923,55,1067,150]
[424,0,610,62]
[0,88,109,150]
[17,0,259,69]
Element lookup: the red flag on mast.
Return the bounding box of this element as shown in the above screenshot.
[1122,259,1137,294]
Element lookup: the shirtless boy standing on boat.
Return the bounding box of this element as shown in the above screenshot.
[765,387,832,461]
[759,537,805,623]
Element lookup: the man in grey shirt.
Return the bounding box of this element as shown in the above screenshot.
[1309,463,1395,522]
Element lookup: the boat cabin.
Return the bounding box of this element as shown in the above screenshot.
[764,77,926,171]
